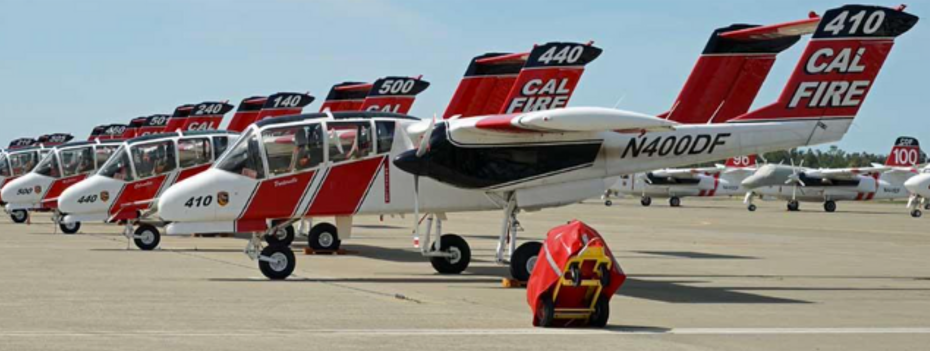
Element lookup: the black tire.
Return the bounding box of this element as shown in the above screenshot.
[787,200,800,212]
[258,245,296,280]
[604,200,613,207]
[823,200,837,213]
[912,209,922,218]
[640,197,652,207]
[59,221,80,234]
[589,297,610,328]
[669,197,681,207]
[265,222,295,247]
[536,294,555,328]
[10,209,27,224]
[924,202,929,211]
[598,264,611,287]
[568,262,582,287]
[510,241,543,282]
[133,224,161,251]
[748,204,757,212]
[429,234,471,274]
[308,222,340,251]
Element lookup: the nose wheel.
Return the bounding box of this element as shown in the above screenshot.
[59,221,81,234]
[10,209,27,224]
[823,200,837,213]
[787,200,800,212]
[669,196,681,207]
[429,234,471,274]
[640,196,652,207]
[258,245,296,280]
[912,209,923,218]
[132,224,161,251]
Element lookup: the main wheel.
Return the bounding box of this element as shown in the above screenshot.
[133,224,161,251]
[589,297,610,328]
[787,200,800,212]
[536,295,555,328]
[10,209,27,224]
[265,222,295,247]
[258,245,296,280]
[510,241,542,282]
[604,200,613,207]
[912,209,923,218]
[59,221,80,234]
[924,202,929,210]
[823,200,837,213]
[429,234,471,274]
[747,204,757,212]
[640,196,652,207]
[308,222,340,251]
[669,196,681,207]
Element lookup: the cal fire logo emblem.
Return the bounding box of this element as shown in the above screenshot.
[100,191,110,203]
[34,185,42,194]
[217,191,229,207]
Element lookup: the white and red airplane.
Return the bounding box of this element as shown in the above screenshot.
[1,139,123,232]
[155,5,917,281]
[742,136,922,212]
[904,165,930,218]
[606,155,758,207]
[1,134,75,221]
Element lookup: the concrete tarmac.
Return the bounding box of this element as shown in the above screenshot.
[1,198,928,350]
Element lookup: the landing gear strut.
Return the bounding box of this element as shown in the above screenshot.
[247,220,299,280]
[415,213,472,274]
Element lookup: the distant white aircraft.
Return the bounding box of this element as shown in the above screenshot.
[904,166,930,218]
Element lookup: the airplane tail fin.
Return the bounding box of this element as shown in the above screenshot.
[660,22,804,124]
[122,117,148,139]
[136,114,170,137]
[498,42,602,114]
[725,155,758,168]
[225,96,267,133]
[885,136,921,167]
[359,76,430,114]
[182,102,234,132]
[443,52,526,119]
[256,92,314,121]
[321,82,370,112]
[101,124,128,140]
[731,5,917,123]
[162,104,196,133]
[37,133,74,147]
[87,125,106,141]
[8,137,37,149]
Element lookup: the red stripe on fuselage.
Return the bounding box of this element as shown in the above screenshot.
[236,171,316,231]
[108,175,168,220]
[306,156,384,216]
[40,174,88,209]
[177,164,212,183]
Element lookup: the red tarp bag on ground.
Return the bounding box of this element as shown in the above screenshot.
[526,220,626,327]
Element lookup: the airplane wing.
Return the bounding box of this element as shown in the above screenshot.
[806,167,888,181]
[465,107,677,134]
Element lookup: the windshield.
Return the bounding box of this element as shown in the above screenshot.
[262,124,324,176]
[60,146,95,177]
[131,140,177,179]
[9,151,39,176]
[99,145,134,181]
[178,138,212,168]
[216,130,265,179]
[0,154,9,177]
[34,152,61,178]
[96,145,119,168]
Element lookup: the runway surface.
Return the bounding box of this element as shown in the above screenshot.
[1,198,928,350]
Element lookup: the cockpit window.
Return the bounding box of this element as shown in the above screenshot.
[9,151,39,176]
[95,145,119,168]
[60,146,95,177]
[262,124,324,176]
[213,136,230,159]
[0,154,10,177]
[99,146,134,181]
[178,138,212,168]
[327,121,373,163]
[34,152,61,178]
[375,121,395,154]
[131,140,177,179]
[216,130,265,179]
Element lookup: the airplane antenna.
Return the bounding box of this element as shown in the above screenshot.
[611,94,626,109]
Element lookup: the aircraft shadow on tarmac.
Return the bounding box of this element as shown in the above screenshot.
[618,278,811,304]
[634,251,757,259]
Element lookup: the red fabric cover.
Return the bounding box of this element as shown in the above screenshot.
[526,220,626,322]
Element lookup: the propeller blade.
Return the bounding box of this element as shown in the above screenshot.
[415,114,436,158]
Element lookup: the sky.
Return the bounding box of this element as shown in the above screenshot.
[1,0,927,154]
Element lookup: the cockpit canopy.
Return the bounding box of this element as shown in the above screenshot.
[97,133,236,182]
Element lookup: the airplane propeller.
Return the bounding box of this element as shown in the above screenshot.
[412,113,438,249]
[785,158,806,201]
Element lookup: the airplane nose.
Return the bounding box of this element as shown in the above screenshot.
[393,150,430,177]
[905,174,930,195]
[741,174,762,189]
